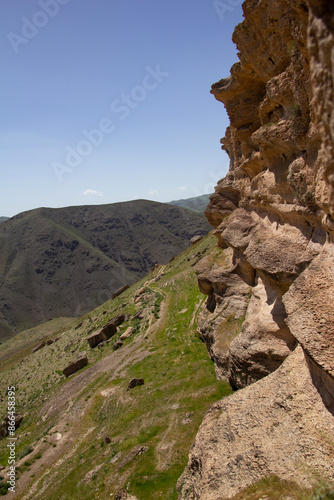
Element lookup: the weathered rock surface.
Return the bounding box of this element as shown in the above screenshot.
[87,327,116,348]
[178,347,334,499]
[115,489,138,500]
[32,341,46,353]
[120,327,134,340]
[228,275,297,389]
[127,378,144,390]
[113,340,124,351]
[87,314,125,348]
[180,0,334,497]
[111,284,129,300]
[190,235,203,245]
[63,355,88,378]
[195,247,251,380]
[0,413,24,439]
[196,0,334,389]
[308,1,334,214]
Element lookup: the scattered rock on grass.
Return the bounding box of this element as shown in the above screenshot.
[32,341,46,353]
[108,314,126,327]
[0,413,24,439]
[119,445,149,468]
[63,354,88,378]
[190,235,203,245]
[113,340,123,351]
[127,378,144,390]
[132,310,144,320]
[115,489,138,500]
[111,284,129,300]
[120,327,134,340]
[87,326,116,348]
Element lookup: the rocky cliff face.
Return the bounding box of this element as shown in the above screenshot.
[178,0,334,497]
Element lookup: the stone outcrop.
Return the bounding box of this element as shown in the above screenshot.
[195,247,251,381]
[87,326,116,348]
[179,0,334,497]
[190,235,203,245]
[120,327,134,340]
[62,354,88,378]
[127,378,144,390]
[32,341,46,353]
[111,285,129,300]
[87,314,125,348]
[307,1,334,214]
[178,347,334,499]
[0,413,24,439]
[113,340,124,351]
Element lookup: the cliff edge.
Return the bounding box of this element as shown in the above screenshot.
[178,0,334,498]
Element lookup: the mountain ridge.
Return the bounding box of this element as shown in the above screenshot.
[169,194,211,213]
[0,199,210,341]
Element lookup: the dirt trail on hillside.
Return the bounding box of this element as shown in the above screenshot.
[39,340,150,421]
[17,292,171,499]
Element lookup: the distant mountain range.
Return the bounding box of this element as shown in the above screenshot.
[0,200,211,341]
[169,194,211,213]
[0,217,9,223]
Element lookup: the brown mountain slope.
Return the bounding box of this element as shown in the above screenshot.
[0,200,210,341]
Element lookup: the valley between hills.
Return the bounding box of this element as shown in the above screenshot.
[1,0,334,499]
[0,200,210,343]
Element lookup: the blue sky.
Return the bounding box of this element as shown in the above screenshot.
[1,0,243,217]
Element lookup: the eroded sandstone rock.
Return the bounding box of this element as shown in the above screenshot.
[195,247,251,379]
[63,354,88,378]
[87,314,125,348]
[181,0,334,496]
[120,327,134,340]
[111,284,129,300]
[178,347,334,499]
[308,1,334,214]
[196,0,332,389]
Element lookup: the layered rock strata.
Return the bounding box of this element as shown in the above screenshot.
[179,0,334,497]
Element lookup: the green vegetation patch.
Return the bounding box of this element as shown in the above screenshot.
[0,232,235,500]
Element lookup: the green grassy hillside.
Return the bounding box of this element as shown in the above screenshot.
[0,232,331,500]
[0,232,232,499]
[169,194,211,213]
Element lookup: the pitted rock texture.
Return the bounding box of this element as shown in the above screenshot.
[195,247,251,380]
[197,0,333,390]
[178,347,334,499]
[308,1,334,214]
[180,0,334,497]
